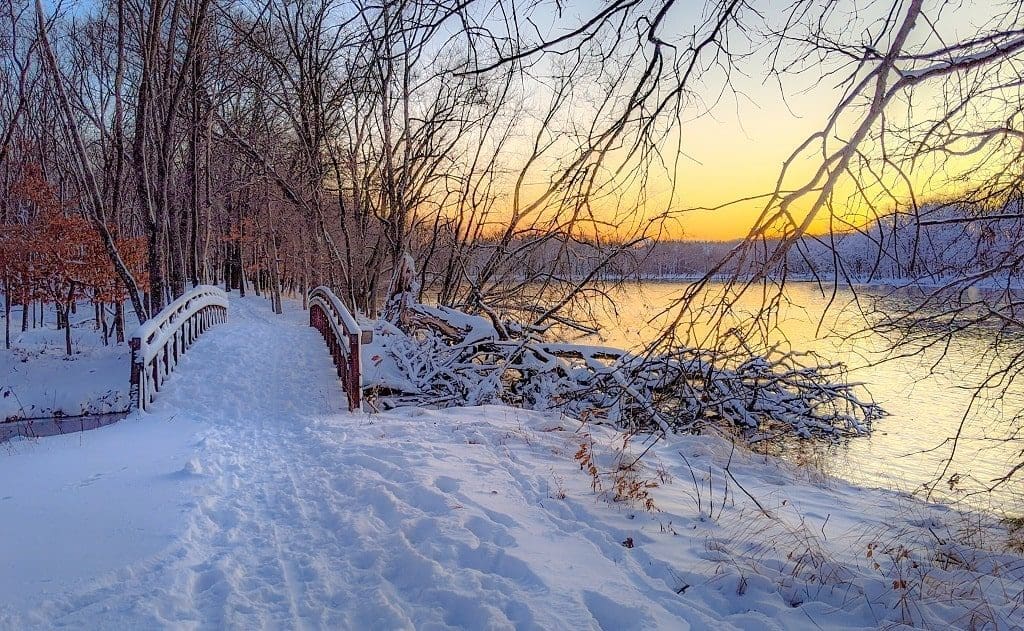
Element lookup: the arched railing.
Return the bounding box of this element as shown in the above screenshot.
[308,286,362,411]
[129,285,229,411]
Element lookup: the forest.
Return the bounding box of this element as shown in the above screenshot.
[1,0,665,352]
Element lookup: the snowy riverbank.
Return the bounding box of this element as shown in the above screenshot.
[0,305,130,422]
[1,295,1021,629]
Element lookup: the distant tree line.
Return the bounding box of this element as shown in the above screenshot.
[636,202,1024,285]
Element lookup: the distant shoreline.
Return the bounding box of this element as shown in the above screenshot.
[601,273,1024,291]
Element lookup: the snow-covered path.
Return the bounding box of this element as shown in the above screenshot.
[0,297,722,629]
[1,296,343,626]
[2,296,1022,630]
[3,296,699,629]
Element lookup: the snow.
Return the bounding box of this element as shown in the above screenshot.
[1,294,1021,629]
[0,307,129,421]
[131,285,228,363]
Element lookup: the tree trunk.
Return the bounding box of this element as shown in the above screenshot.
[4,277,10,350]
[115,301,125,344]
[100,301,110,345]
[64,313,71,355]
[146,227,165,311]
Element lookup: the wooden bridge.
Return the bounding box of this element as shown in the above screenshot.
[130,285,364,412]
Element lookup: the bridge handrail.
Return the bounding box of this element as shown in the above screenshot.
[311,285,360,333]
[308,286,362,411]
[129,285,229,410]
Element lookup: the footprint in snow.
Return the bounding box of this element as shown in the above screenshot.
[77,473,104,488]
[434,476,459,493]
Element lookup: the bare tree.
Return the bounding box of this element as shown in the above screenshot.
[33,0,148,323]
[665,0,1024,493]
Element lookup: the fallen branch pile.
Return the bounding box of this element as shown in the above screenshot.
[361,292,882,439]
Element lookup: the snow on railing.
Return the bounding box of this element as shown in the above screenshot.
[308,286,364,411]
[129,285,229,411]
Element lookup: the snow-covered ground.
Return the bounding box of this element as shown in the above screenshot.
[1,295,1021,629]
[0,305,129,421]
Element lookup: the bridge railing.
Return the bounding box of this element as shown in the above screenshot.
[308,286,362,411]
[129,285,229,411]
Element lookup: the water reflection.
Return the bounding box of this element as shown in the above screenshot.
[586,282,1024,516]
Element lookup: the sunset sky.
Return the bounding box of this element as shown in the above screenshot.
[508,2,859,242]
[606,0,1001,241]
[666,82,832,241]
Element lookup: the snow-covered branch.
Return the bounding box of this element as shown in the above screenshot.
[361,298,882,440]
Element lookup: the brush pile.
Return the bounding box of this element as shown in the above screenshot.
[361,289,882,439]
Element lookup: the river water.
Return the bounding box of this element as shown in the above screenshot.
[583,281,1024,516]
